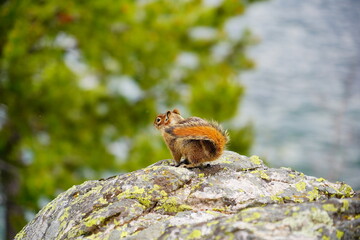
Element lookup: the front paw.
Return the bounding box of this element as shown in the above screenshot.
[174,158,190,167]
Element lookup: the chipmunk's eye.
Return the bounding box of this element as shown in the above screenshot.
[156,117,161,123]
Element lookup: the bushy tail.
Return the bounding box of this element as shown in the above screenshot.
[165,122,229,153]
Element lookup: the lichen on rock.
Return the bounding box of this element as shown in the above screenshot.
[15,151,359,240]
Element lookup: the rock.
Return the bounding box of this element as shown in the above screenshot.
[15,151,359,240]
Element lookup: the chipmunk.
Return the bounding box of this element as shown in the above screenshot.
[154,109,229,168]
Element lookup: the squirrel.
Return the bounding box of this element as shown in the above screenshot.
[154,109,229,168]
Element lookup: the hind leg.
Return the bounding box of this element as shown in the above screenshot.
[184,145,208,168]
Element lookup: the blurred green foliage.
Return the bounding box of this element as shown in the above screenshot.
[0,0,261,238]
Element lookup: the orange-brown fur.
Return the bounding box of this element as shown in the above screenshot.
[154,109,229,168]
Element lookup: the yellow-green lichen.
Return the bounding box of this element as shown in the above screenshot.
[250,170,270,180]
[113,218,120,226]
[243,212,261,222]
[259,171,270,180]
[191,178,207,191]
[198,173,205,178]
[329,186,342,196]
[340,199,349,212]
[270,195,283,202]
[160,190,168,197]
[156,197,192,213]
[336,230,344,239]
[98,197,108,205]
[310,208,332,224]
[84,216,106,228]
[140,174,150,182]
[131,229,140,236]
[225,232,235,240]
[180,229,190,235]
[187,229,202,239]
[14,231,26,239]
[149,184,168,197]
[307,188,319,201]
[322,204,337,212]
[292,206,300,211]
[289,174,296,178]
[249,155,262,165]
[59,207,70,222]
[120,231,128,238]
[293,197,305,203]
[295,181,306,191]
[222,160,232,164]
[316,178,326,182]
[151,184,161,191]
[79,186,103,201]
[212,207,226,212]
[118,186,152,207]
[40,198,57,214]
[82,232,104,240]
[207,220,219,227]
[66,220,87,239]
[282,208,332,237]
[311,207,318,212]
[322,235,330,240]
[147,166,164,172]
[206,210,222,216]
[131,186,145,194]
[338,183,353,196]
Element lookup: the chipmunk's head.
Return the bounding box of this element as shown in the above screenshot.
[154,109,183,130]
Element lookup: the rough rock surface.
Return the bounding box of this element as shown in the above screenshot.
[16,151,359,240]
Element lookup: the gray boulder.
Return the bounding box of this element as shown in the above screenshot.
[15,151,359,240]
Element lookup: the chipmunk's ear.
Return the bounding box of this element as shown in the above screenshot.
[166,110,171,121]
[172,109,180,114]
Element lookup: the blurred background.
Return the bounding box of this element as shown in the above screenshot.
[0,0,359,239]
[237,0,360,189]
